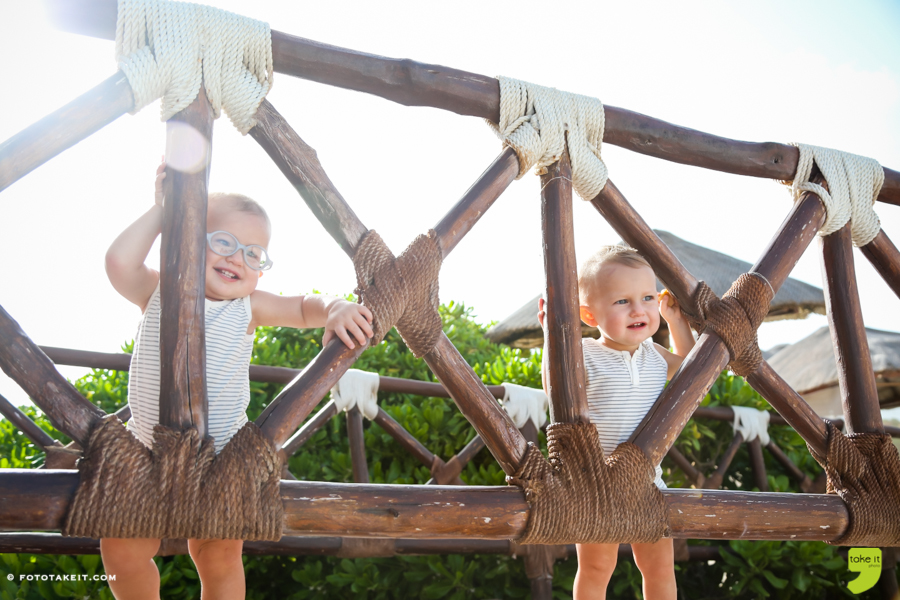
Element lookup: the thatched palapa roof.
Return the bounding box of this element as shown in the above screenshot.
[487,230,826,348]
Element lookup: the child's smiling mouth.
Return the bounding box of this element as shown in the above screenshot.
[215,267,240,280]
[627,322,646,329]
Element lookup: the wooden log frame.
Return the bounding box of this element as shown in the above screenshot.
[0,393,63,451]
[347,407,369,483]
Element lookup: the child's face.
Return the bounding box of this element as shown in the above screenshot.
[580,262,660,350]
[204,207,270,301]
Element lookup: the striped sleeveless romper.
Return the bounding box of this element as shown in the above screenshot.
[127,283,255,454]
[583,337,668,489]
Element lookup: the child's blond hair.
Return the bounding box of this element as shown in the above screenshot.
[209,192,271,234]
[578,245,652,303]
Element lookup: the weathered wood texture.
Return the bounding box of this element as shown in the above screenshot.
[433,147,519,257]
[373,407,436,469]
[703,432,744,490]
[347,407,369,483]
[0,393,62,450]
[541,150,589,424]
[0,308,104,446]
[1,471,849,541]
[820,225,883,434]
[860,230,900,301]
[256,340,367,447]
[47,0,900,205]
[667,446,704,487]
[423,335,527,475]
[429,434,486,485]
[766,441,814,493]
[158,89,213,435]
[747,438,769,492]
[0,73,133,192]
[281,399,338,457]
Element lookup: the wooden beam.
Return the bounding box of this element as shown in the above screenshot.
[666,446,705,487]
[540,149,589,424]
[0,307,105,446]
[0,73,133,193]
[372,407,437,469]
[46,0,900,205]
[346,407,369,483]
[157,88,213,435]
[280,399,338,457]
[860,230,900,302]
[748,438,769,492]
[703,432,744,490]
[0,393,63,450]
[429,434,485,485]
[766,440,814,493]
[820,225,883,434]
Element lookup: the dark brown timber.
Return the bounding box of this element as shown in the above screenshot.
[860,230,900,301]
[820,225,883,434]
[1,470,849,540]
[0,393,62,450]
[748,438,769,491]
[423,335,527,475]
[256,339,367,448]
[666,446,705,487]
[281,399,338,457]
[0,73,133,193]
[0,307,104,446]
[433,147,519,257]
[630,191,827,466]
[373,407,436,469]
[766,441,814,493]
[430,434,486,485]
[48,0,900,205]
[158,88,213,435]
[703,432,744,490]
[541,150,589,424]
[347,407,369,483]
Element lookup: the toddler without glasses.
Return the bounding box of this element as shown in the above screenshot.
[100,160,373,600]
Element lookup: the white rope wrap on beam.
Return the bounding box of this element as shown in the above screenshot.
[115,0,273,134]
[331,369,380,421]
[488,76,608,201]
[789,143,884,246]
[731,406,770,446]
[500,383,548,430]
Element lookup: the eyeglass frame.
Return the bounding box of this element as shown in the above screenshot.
[206,230,274,272]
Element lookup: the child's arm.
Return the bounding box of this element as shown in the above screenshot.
[655,289,697,378]
[250,292,374,349]
[104,161,166,311]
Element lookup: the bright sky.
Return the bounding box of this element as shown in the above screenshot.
[1,0,900,419]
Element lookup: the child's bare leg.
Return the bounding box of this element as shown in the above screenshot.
[632,538,676,600]
[188,538,245,600]
[100,538,161,600]
[574,542,618,599]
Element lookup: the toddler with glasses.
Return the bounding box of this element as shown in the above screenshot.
[100,160,373,600]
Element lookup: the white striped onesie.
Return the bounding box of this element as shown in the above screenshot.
[127,283,255,454]
[584,337,668,489]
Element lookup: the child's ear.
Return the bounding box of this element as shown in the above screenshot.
[258,272,263,279]
[580,305,597,327]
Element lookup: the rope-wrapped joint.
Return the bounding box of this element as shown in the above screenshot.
[507,421,668,545]
[63,415,283,541]
[681,272,774,376]
[807,421,900,547]
[352,230,444,359]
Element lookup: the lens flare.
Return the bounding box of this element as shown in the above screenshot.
[165,121,210,174]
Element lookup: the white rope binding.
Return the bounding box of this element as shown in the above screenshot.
[789,143,884,246]
[500,383,548,430]
[488,77,608,201]
[115,0,273,134]
[731,406,770,446]
[331,369,380,421]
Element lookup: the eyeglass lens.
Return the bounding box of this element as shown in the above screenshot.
[208,231,269,270]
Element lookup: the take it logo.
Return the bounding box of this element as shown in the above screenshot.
[847,548,881,594]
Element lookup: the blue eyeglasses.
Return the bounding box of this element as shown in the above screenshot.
[206,231,274,271]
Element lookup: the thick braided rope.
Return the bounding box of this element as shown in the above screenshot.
[63,415,283,540]
[116,0,273,133]
[353,230,444,358]
[488,77,608,201]
[507,421,668,545]
[807,421,900,546]
[789,143,884,246]
[681,273,774,376]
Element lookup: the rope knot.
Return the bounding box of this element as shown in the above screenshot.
[683,273,774,376]
[507,421,668,545]
[353,230,443,358]
[488,76,607,201]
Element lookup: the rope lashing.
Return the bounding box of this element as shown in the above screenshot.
[807,420,900,546]
[116,0,273,133]
[501,383,548,430]
[63,415,283,540]
[788,143,884,246]
[507,421,668,545]
[353,230,443,358]
[681,272,774,376]
[488,77,608,201]
[332,369,380,420]
[731,406,771,446]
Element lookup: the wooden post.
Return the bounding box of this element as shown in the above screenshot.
[0,307,105,446]
[667,446,705,487]
[0,393,63,450]
[373,407,437,469]
[347,407,369,483]
[703,432,743,490]
[747,438,769,492]
[157,88,213,436]
[0,73,134,192]
[280,399,338,457]
[766,441,814,493]
[820,224,884,434]
[541,149,589,424]
[429,434,485,485]
[860,230,900,301]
